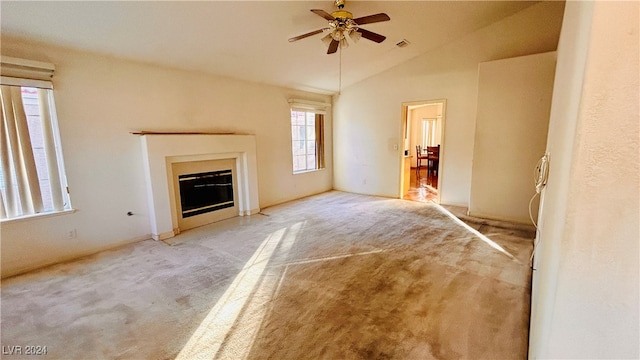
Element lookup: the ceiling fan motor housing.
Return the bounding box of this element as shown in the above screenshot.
[332,10,353,20]
[328,18,357,40]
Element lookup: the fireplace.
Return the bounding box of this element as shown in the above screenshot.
[171,158,239,232]
[139,133,260,241]
[178,169,234,218]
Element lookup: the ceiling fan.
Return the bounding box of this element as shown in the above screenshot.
[288,0,390,54]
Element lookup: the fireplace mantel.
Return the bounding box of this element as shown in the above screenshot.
[140,134,260,240]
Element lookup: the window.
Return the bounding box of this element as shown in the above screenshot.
[290,109,325,173]
[421,118,437,148]
[0,56,71,220]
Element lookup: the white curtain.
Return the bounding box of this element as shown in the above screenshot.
[1,85,43,217]
[0,92,17,218]
[38,88,64,211]
[422,119,437,147]
[0,85,65,218]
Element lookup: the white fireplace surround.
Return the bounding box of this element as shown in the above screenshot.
[140,134,260,240]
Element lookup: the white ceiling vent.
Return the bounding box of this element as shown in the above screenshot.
[396,39,411,48]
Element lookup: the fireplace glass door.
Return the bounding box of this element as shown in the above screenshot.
[178,169,234,218]
[172,159,238,232]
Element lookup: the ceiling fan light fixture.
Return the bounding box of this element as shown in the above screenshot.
[339,37,349,49]
[349,30,362,43]
[321,33,334,46]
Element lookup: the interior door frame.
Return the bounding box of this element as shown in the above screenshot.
[399,99,447,203]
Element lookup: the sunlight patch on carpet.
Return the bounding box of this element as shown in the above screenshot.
[274,249,389,267]
[176,222,303,359]
[435,204,519,263]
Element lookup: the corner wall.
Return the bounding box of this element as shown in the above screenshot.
[0,38,332,278]
[468,52,556,224]
[529,1,639,358]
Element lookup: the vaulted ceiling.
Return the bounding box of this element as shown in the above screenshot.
[1,1,539,94]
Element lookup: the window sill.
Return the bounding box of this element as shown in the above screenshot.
[0,208,78,224]
[293,168,325,175]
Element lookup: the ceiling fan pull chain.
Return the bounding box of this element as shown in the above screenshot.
[339,44,342,94]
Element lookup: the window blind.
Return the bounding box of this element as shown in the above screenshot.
[1,56,55,89]
[288,99,330,115]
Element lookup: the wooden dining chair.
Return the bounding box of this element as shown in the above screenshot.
[416,145,428,176]
[426,145,440,179]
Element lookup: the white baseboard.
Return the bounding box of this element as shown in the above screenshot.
[241,208,261,216]
[152,230,176,241]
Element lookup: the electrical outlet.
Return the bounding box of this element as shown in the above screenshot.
[67,229,77,239]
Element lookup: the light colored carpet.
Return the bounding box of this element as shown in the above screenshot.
[1,191,534,359]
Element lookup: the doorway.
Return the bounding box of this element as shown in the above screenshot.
[399,99,446,204]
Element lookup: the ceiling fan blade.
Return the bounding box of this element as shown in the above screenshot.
[357,28,386,43]
[288,29,325,42]
[327,39,339,54]
[353,13,390,25]
[311,9,335,21]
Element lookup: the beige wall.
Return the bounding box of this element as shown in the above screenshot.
[469,52,555,223]
[529,1,639,358]
[333,2,564,205]
[0,38,332,278]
